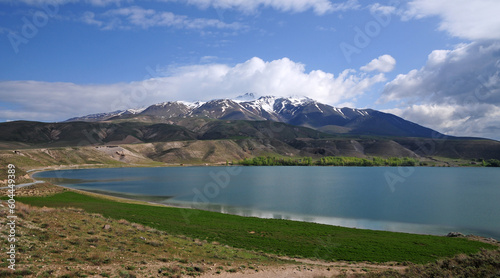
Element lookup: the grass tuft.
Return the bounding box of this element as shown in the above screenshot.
[357,248,500,277]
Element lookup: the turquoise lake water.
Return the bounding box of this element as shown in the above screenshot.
[34,166,500,239]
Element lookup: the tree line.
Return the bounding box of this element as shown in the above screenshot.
[237,156,500,167]
[238,156,420,166]
[476,159,500,167]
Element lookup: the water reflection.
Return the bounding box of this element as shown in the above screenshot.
[34,166,500,240]
[159,199,473,237]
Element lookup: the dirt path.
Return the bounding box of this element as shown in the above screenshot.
[199,259,406,278]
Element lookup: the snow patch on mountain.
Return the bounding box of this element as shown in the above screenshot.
[287,96,314,106]
[179,100,205,108]
[66,95,373,123]
[120,107,147,115]
[254,96,278,113]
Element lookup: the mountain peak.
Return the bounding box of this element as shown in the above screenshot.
[233,93,256,102]
[178,100,205,108]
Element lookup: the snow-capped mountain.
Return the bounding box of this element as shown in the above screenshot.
[65,108,147,122]
[66,96,442,138]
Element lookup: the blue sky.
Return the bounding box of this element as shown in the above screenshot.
[1,0,500,140]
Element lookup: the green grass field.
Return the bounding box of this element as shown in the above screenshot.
[17,191,496,264]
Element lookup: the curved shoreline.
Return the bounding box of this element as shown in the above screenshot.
[10,164,500,242]
[25,166,500,241]
[6,171,499,278]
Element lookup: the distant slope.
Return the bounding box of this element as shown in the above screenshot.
[1,119,500,161]
[0,119,329,148]
[393,137,500,160]
[0,121,197,147]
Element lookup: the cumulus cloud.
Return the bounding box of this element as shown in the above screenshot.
[163,57,386,105]
[0,57,386,122]
[404,0,500,40]
[381,42,500,104]
[0,80,131,122]
[385,104,500,140]
[164,0,360,15]
[360,54,396,73]
[384,104,472,135]
[380,42,500,140]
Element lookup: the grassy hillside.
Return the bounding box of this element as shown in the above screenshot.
[16,191,496,264]
[0,147,133,169]
[124,139,296,164]
[0,121,197,147]
[2,119,500,162]
[394,137,500,160]
[9,184,497,277]
[0,192,287,277]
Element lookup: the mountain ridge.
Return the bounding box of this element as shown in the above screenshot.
[2,119,500,162]
[1,118,499,161]
[2,95,495,161]
[66,95,446,139]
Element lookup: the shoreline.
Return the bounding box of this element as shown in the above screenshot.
[24,165,500,241]
[3,177,498,277]
[13,186,499,263]
[1,194,498,278]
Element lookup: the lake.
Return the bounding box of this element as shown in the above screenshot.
[34,166,500,239]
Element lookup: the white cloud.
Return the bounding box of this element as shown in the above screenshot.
[404,0,500,40]
[85,6,244,30]
[380,42,500,140]
[361,54,396,73]
[1,0,361,15]
[384,104,468,133]
[0,57,386,122]
[0,0,73,4]
[384,103,500,140]
[86,0,128,6]
[369,3,397,15]
[3,0,361,15]
[381,42,500,104]
[199,55,219,63]
[81,11,103,27]
[0,0,130,6]
[163,0,360,15]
